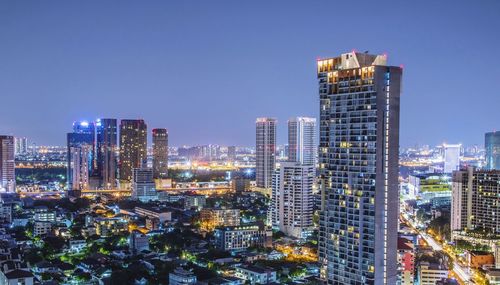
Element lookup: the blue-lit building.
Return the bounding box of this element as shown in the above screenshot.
[67,121,95,190]
[96,119,118,189]
[486,131,500,170]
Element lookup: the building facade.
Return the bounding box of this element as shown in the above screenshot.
[317,52,402,284]
[0,136,15,193]
[256,118,276,189]
[271,162,314,238]
[152,128,168,179]
[288,117,316,165]
[214,223,272,251]
[67,121,95,190]
[486,131,500,170]
[131,167,157,202]
[443,144,461,173]
[119,119,147,181]
[96,118,118,189]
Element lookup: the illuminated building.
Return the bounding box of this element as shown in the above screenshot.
[67,121,95,190]
[200,208,240,231]
[169,267,197,285]
[486,131,500,170]
[256,117,276,189]
[183,194,206,210]
[14,137,28,155]
[317,52,402,284]
[94,217,128,237]
[131,167,157,202]
[417,262,448,285]
[227,146,236,161]
[288,117,316,165]
[152,128,168,179]
[129,230,149,253]
[451,167,500,235]
[96,118,118,189]
[134,206,171,223]
[397,237,415,285]
[443,144,461,173]
[231,177,250,193]
[0,136,15,193]
[214,223,272,251]
[119,119,147,181]
[271,162,314,238]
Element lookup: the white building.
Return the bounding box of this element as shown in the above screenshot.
[443,144,461,173]
[14,137,28,155]
[287,117,316,165]
[33,221,52,236]
[235,265,277,284]
[169,267,197,285]
[418,262,448,285]
[132,167,157,202]
[256,118,276,189]
[69,144,92,190]
[271,162,314,238]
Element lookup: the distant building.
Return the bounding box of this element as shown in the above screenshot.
[184,195,206,210]
[200,208,240,231]
[418,262,448,285]
[231,177,250,193]
[271,162,314,238]
[0,136,15,192]
[94,217,127,237]
[14,137,28,155]
[96,118,118,189]
[129,231,149,253]
[131,167,157,202]
[443,144,461,173]
[256,118,276,189]
[119,119,147,181]
[486,131,500,170]
[288,117,316,165]
[134,206,171,223]
[451,167,500,235]
[67,121,94,190]
[33,221,52,236]
[169,267,197,285]
[152,128,168,179]
[34,207,56,222]
[235,265,277,284]
[227,146,236,161]
[467,251,494,269]
[214,223,272,251]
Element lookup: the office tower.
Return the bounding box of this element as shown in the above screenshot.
[0,136,15,193]
[152,128,168,179]
[271,162,314,238]
[119,120,147,181]
[14,137,28,155]
[288,117,316,165]
[227,146,236,161]
[443,144,461,173]
[256,118,276,189]
[486,131,500,170]
[317,52,402,284]
[96,119,118,189]
[451,167,500,235]
[131,167,157,202]
[67,121,95,190]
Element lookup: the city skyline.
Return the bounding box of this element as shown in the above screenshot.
[1,1,499,147]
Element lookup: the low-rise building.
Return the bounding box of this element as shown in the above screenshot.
[214,223,272,251]
[200,208,240,231]
[129,231,149,253]
[134,207,172,223]
[235,265,277,284]
[486,268,500,285]
[69,240,87,253]
[0,269,34,285]
[397,237,415,285]
[169,267,197,285]
[94,217,128,237]
[467,251,495,269]
[418,262,448,285]
[33,221,52,236]
[184,195,206,210]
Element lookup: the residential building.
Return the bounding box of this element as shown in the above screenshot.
[317,52,402,284]
[451,167,500,235]
[129,231,150,253]
[94,217,128,237]
[0,136,15,193]
[134,206,171,223]
[14,137,28,155]
[67,122,94,190]
[231,177,250,193]
[33,221,52,236]
[271,162,314,238]
[256,118,276,189]
[486,131,500,170]
[397,237,415,285]
[214,223,272,251]
[418,262,448,285]
[288,117,316,165]
[200,208,240,231]
[169,267,197,285]
[227,146,236,161]
[466,251,494,269]
[96,118,118,189]
[235,265,277,284]
[152,128,168,179]
[485,268,500,285]
[443,144,461,173]
[131,167,157,202]
[119,119,147,181]
[184,195,206,210]
[0,269,34,285]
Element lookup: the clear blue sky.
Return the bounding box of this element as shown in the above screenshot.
[1,0,499,147]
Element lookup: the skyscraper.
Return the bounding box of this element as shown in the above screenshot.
[0,136,15,193]
[96,119,118,189]
[271,162,314,238]
[485,131,500,170]
[14,137,28,155]
[119,120,147,181]
[152,128,168,179]
[67,121,95,190]
[288,117,316,165]
[256,118,276,189]
[317,52,402,284]
[443,144,461,173]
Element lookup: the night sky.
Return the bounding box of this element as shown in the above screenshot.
[1,1,499,147]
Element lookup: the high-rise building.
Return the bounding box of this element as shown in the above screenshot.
[288,117,316,165]
[271,162,314,238]
[131,167,157,202]
[451,167,500,235]
[14,137,28,155]
[317,52,402,284]
[443,144,461,173]
[67,121,95,190]
[96,119,117,189]
[485,131,500,170]
[256,118,276,189]
[227,146,236,161]
[152,128,168,179]
[119,120,147,181]
[0,136,15,193]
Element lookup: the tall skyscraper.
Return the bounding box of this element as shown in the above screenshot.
[485,131,500,170]
[288,117,316,165]
[0,136,15,193]
[119,120,147,181]
[451,167,500,235]
[271,162,314,238]
[256,118,276,189]
[443,143,461,173]
[152,128,168,179]
[14,137,28,155]
[67,121,95,190]
[132,167,157,202]
[317,52,402,284]
[96,119,118,189]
